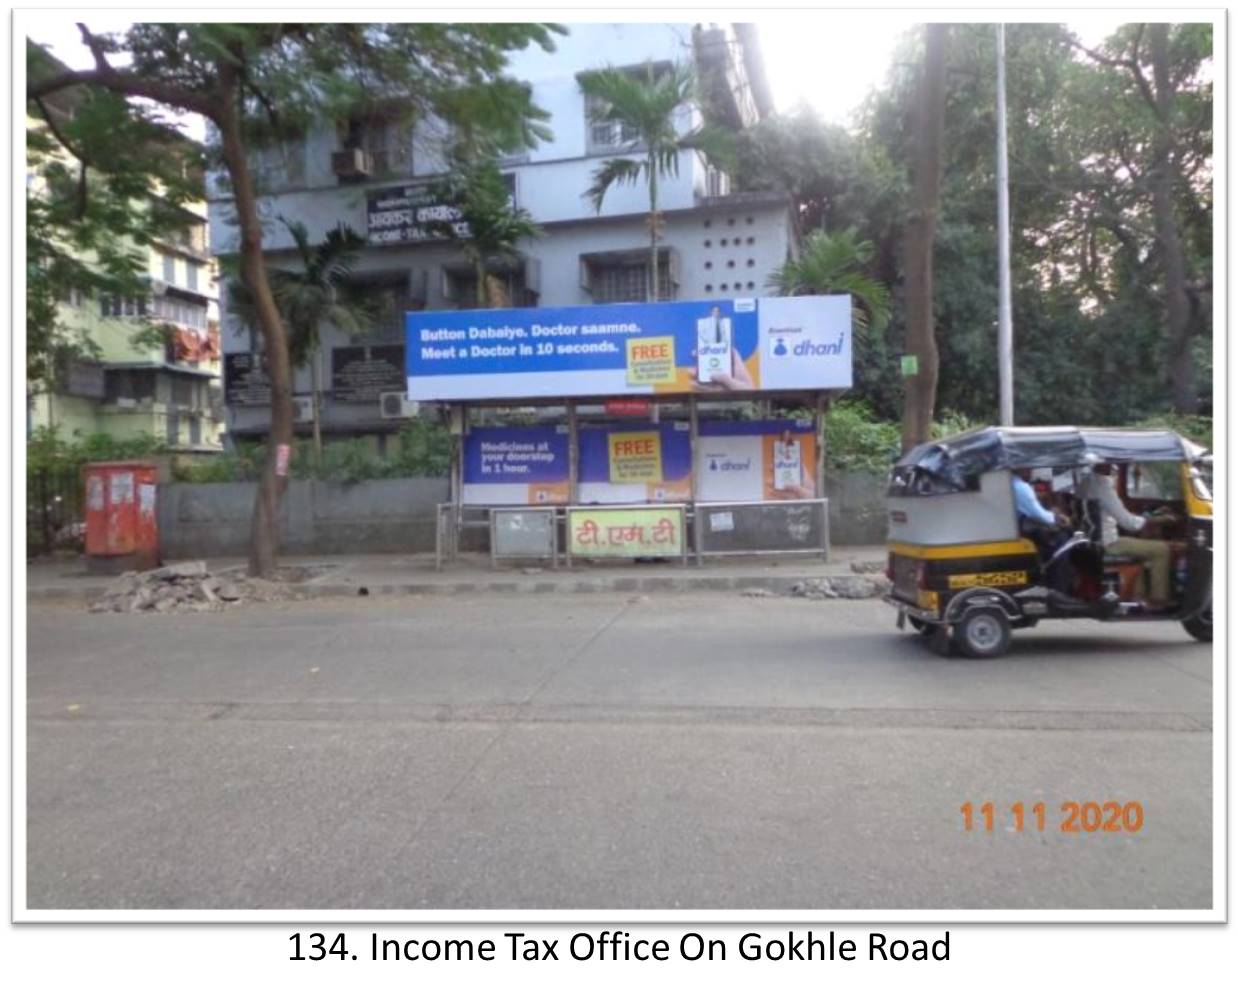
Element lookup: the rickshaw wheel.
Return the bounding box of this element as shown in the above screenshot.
[953,608,1012,659]
[1182,611,1211,643]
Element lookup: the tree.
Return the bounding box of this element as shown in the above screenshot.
[581,62,729,301]
[1071,24,1211,413]
[26,44,201,405]
[428,157,542,307]
[29,22,560,575]
[769,228,891,334]
[228,220,368,459]
[900,24,949,452]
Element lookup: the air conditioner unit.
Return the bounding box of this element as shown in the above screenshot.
[332,147,371,179]
[292,396,314,424]
[379,391,419,419]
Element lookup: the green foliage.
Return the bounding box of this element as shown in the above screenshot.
[820,401,902,471]
[26,41,202,390]
[173,420,452,484]
[427,157,542,305]
[580,61,733,212]
[227,218,369,366]
[737,23,1212,426]
[769,229,891,334]
[27,427,166,481]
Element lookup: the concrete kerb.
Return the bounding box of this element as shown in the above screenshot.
[27,548,889,604]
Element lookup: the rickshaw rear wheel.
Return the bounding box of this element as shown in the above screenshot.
[953,608,1012,659]
[1182,611,1211,643]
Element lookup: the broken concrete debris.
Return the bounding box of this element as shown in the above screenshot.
[88,562,298,613]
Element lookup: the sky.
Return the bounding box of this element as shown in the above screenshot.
[27,15,1136,142]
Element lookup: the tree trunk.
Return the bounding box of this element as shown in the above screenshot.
[310,349,323,461]
[1148,24,1195,413]
[216,85,294,577]
[648,159,659,302]
[900,24,948,453]
[475,256,488,308]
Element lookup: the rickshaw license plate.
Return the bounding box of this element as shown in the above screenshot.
[947,570,1028,589]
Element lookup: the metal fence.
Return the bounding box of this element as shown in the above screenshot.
[27,466,84,555]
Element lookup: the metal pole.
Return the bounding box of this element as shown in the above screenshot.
[996,23,1015,426]
[567,399,579,504]
[689,394,701,566]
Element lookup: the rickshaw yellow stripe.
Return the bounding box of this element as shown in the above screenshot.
[889,540,1037,560]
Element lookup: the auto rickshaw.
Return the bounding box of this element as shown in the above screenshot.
[884,426,1213,658]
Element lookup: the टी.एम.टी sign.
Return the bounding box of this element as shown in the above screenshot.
[567,506,685,559]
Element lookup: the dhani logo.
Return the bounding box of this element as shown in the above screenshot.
[707,454,752,472]
[768,326,845,358]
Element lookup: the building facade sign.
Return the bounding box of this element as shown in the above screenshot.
[406,295,852,401]
[331,345,405,402]
[367,174,516,246]
[223,352,272,406]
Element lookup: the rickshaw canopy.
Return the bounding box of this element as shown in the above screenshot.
[893,426,1207,495]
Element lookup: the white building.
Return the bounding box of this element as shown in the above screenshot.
[208,22,792,447]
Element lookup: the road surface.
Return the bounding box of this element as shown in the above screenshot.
[25,592,1213,911]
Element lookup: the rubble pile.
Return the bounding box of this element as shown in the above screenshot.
[789,575,892,600]
[89,561,295,613]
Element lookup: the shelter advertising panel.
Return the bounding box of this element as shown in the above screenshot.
[568,506,685,559]
[696,419,819,501]
[578,422,692,504]
[406,295,851,401]
[462,425,570,506]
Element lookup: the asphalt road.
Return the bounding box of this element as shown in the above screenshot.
[25,592,1213,911]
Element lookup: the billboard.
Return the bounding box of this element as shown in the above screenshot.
[696,419,819,502]
[461,425,570,506]
[406,295,851,401]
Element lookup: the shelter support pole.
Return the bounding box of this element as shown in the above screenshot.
[817,392,829,561]
[567,399,579,504]
[689,394,701,566]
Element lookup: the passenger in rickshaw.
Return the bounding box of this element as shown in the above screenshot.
[1077,462,1174,607]
[1012,468,1074,592]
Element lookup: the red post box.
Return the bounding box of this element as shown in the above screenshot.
[83,461,159,573]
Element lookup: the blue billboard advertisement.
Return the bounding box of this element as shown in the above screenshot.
[461,425,570,506]
[406,295,851,401]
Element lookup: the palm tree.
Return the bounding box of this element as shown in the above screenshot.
[769,228,891,335]
[228,218,368,459]
[581,62,730,302]
[428,158,542,307]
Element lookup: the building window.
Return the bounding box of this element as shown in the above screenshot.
[585,92,642,153]
[189,416,202,446]
[152,296,207,330]
[582,250,676,304]
[582,63,671,155]
[250,138,306,192]
[186,262,200,292]
[162,252,176,284]
[100,296,147,318]
[166,410,180,446]
[104,369,157,404]
[443,260,539,310]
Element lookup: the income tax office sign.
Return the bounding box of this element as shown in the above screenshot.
[405,295,852,401]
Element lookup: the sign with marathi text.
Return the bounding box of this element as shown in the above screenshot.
[568,506,685,559]
[406,296,852,401]
[367,174,516,246]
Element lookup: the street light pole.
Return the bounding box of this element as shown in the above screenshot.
[996,23,1015,425]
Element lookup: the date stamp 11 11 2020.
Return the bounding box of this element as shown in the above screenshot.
[960,800,1144,834]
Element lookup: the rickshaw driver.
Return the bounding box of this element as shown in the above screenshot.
[1078,462,1174,607]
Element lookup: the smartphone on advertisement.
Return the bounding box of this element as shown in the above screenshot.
[773,439,802,491]
[696,308,732,384]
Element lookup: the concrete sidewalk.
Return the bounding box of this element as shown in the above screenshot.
[26,546,888,602]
